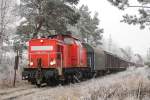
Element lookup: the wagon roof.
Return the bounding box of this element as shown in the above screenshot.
[104,50,129,62]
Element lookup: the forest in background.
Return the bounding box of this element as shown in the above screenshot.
[0,0,146,87]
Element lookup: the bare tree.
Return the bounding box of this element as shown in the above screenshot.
[0,0,16,45]
[0,0,9,44]
[0,0,17,63]
[120,47,133,61]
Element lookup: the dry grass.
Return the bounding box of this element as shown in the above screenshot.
[0,70,27,89]
[88,67,150,100]
[1,66,150,100]
[15,66,150,100]
[0,52,28,89]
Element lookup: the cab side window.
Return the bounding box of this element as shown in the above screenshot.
[64,38,74,45]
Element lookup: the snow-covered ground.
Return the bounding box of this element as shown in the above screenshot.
[1,66,148,100]
[0,66,149,100]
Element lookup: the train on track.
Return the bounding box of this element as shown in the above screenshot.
[22,33,139,87]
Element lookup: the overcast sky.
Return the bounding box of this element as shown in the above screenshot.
[79,0,150,56]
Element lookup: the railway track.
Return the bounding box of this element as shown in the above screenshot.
[0,85,34,95]
[0,86,48,100]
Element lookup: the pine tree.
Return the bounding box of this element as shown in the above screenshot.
[17,0,80,38]
[108,0,150,29]
[76,5,103,46]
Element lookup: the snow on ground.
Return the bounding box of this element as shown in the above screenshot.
[14,66,150,100]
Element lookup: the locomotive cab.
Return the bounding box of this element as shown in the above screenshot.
[28,38,63,68]
[22,38,64,85]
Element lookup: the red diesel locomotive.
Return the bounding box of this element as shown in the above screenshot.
[22,33,131,86]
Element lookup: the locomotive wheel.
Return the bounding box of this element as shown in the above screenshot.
[47,77,59,86]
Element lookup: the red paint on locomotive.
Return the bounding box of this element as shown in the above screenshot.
[28,34,87,70]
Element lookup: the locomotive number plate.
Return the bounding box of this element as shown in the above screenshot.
[31,46,53,51]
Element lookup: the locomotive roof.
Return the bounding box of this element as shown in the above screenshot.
[29,34,80,43]
[47,34,80,40]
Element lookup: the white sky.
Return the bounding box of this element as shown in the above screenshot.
[79,0,150,56]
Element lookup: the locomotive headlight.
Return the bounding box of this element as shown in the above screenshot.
[40,40,43,43]
[50,59,56,65]
[30,62,33,66]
